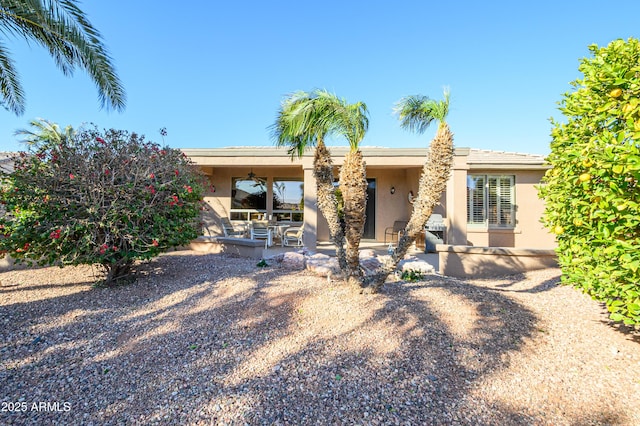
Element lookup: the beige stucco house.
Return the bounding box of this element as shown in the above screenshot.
[183,146,557,256]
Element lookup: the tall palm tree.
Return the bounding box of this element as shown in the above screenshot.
[336,101,369,286]
[271,90,369,275]
[0,0,126,115]
[364,89,454,293]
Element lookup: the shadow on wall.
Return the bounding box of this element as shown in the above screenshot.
[437,245,558,278]
[201,197,228,236]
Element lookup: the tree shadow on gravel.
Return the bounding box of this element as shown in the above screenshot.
[0,255,633,425]
[0,253,309,424]
[189,275,540,425]
[493,274,561,294]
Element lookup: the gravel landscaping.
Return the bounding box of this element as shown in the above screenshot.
[1,250,639,425]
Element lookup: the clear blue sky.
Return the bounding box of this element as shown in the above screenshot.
[2,0,640,154]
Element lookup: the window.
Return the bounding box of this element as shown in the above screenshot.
[230,177,267,221]
[273,179,304,221]
[467,175,515,227]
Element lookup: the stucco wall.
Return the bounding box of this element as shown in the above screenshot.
[465,169,556,249]
[188,148,555,251]
[316,166,446,242]
[437,244,558,278]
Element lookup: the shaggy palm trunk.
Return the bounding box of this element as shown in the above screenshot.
[339,150,368,286]
[363,123,454,293]
[313,141,347,271]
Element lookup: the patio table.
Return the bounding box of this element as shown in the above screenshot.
[269,224,293,246]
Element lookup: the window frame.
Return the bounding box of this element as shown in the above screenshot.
[230,177,268,221]
[467,174,515,228]
[272,178,304,222]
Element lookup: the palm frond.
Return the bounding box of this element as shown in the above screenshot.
[270,89,369,157]
[14,117,73,146]
[394,88,450,134]
[0,0,126,113]
[0,39,25,114]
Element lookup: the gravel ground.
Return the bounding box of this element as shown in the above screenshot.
[1,250,639,425]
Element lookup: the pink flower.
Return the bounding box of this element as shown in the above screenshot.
[69,173,75,179]
[50,229,61,239]
[104,169,110,175]
[152,239,159,247]
[96,137,106,144]
[149,173,155,179]
[147,185,156,195]
[184,185,193,193]
[174,170,179,176]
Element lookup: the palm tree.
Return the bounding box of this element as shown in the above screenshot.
[364,89,454,293]
[336,101,369,286]
[0,0,126,115]
[271,90,369,275]
[14,117,74,145]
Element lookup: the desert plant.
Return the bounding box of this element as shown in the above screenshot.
[335,100,369,286]
[271,90,368,273]
[401,269,424,282]
[0,124,204,285]
[364,90,454,293]
[539,38,640,326]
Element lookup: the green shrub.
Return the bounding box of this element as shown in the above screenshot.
[539,38,640,326]
[0,126,205,285]
[401,269,424,282]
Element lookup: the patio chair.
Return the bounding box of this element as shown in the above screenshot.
[282,226,303,247]
[384,220,407,244]
[250,220,272,248]
[221,217,245,238]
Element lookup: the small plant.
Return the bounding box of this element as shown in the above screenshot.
[401,269,424,282]
[256,259,269,268]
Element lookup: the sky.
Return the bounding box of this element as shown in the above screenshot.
[2,1,640,155]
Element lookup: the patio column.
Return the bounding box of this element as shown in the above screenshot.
[302,166,318,250]
[445,157,469,246]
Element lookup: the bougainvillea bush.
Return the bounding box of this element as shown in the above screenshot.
[539,38,640,326]
[0,126,204,285]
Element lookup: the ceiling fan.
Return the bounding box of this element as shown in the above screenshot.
[247,169,266,186]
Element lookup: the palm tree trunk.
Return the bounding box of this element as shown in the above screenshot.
[363,123,454,293]
[313,141,347,271]
[339,149,368,286]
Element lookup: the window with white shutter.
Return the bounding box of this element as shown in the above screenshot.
[467,175,486,225]
[467,175,515,227]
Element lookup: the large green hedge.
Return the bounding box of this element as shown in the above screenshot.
[539,38,640,326]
